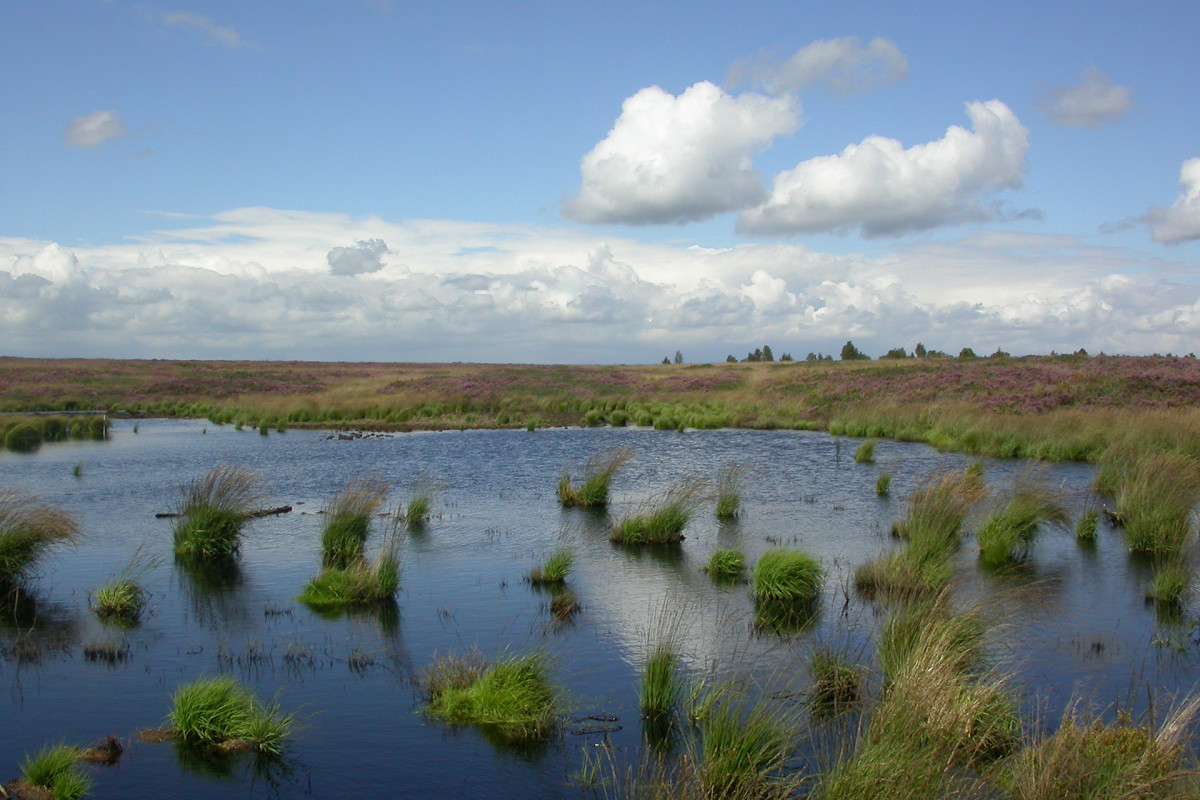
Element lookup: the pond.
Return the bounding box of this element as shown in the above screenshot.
[1,420,1196,798]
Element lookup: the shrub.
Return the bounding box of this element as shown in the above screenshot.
[171,466,263,561]
[527,549,573,585]
[421,650,560,744]
[0,488,80,587]
[557,447,634,508]
[320,476,389,568]
[19,742,91,800]
[168,675,292,754]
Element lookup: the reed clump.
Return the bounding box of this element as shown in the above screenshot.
[527,548,573,585]
[702,547,746,581]
[1075,509,1099,542]
[752,549,823,605]
[698,694,797,799]
[402,475,441,528]
[0,488,80,588]
[1146,560,1190,606]
[168,675,292,755]
[610,478,708,545]
[714,462,750,519]
[17,742,91,800]
[171,466,263,562]
[420,650,560,744]
[91,545,159,624]
[557,447,634,508]
[1116,452,1200,556]
[875,471,892,497]
[975,473,1070,567]
[298,544,400,610]
[320,475,389,567]
[808,647,866,717]
[854,440,877,464]
[640,644,684,719]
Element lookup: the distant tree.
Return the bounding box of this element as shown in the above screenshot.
[914,342,927,358]
[881,347,909,359]
[990,347,1010,358]
[805,352,818,362]
[726,354,738,363]
[1073,348,1089,358]
[779,352,794,362]
[673,350,684,365]
[745,348,764,363]
[958,347,977,360]
[761,345,774,362]
[662,356,671,365]
[840,341,869,361]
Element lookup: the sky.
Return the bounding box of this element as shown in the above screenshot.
[2,0,1199,364]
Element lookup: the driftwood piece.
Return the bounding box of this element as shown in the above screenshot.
[154,505,293,519]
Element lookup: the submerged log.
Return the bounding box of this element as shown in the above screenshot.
[154,505,293,519]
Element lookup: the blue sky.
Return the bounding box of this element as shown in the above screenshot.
[3,0,1199,363]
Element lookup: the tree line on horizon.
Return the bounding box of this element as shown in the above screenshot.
[662,342,1101,365]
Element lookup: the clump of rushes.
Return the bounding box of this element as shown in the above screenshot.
[421,650,560,744]
[699,694,797,799]
[854,439,877,463]
[1147,559,1190,606]
[999,699,1200,800]
[91,545,159,624]
[320,475,389,568]
[0,488,80,589]
[975,472,1069,567]
[610,477,708,545]
[18,742,91,800]
[557,447,634,508]
[172,465,263,562]
[1117,452,1200,556]
[298,543,401,610]
[402,475,441,528]
[808,647,866,717]
[527,548,573,585]
[168,675,292,755]
[640,644,684,719]
[549,589,580,621]
[1075,509,1099,543]
[876,471,892,496]
[702,547,746,581]
[714,462,749,519]
[752,548,823,605]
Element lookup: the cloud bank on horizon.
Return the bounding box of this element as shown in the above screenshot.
[3,3,1199,363]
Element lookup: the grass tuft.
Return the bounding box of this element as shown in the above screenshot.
[699,694,796,799]
[1116,452,1200,556]
[1075,509,1099,543]
[875,471,892,496]
[171,465,263,562]
[610,477,708,545]
[1147,559,1190,606]
[557,447,634,508]
[91,545,159,624]
[527,548,573,585]
[808,647,865,717]
[702,547,746,581]
[975,472,1070,567]
[320,475,389,568]
[20,742,91,800]
[421,650,560,744]
[298,543,401,609]
[0,488,80,587]
[752,548,823,604]
[854,440,877,463]
[714,462,750,519]
[402,474,441,528]
[168,675,292,754]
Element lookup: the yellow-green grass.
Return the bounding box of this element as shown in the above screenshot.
[420,650,560,744]
[1075,509,1099,542]
[702,547,747,581]
[975,475,1070,567]
[402,475,440,528]
[557,447,634,508]
[698,694,796,800]
[18,742,91,800]
[853,440,876,463]
[320,475,389,567]
[91,577,147,623]
[1146,559,1190,606]
[752,549,823,605]
[714,462,750,519]
[610,478,708,545]
[527,548,573,585]
[640,644,684,719]
[1,414,107,453]
[1115,452,1200,556]
[168,675,292,754]
[875,471,892,496]
[0,488,80,588]
[298,548,400,609]
[171,465,263,562]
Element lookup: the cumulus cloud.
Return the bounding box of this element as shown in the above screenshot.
[327,239,391,275]
[1039,68,1133,128]
[564,81,799,225]
[161,11,246,48]
[739,37,909,95]
[1143,157,1200,245]
[738,99,1030,237]
[64,110,127,148]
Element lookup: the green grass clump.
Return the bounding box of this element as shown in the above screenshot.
[808,647,865,716]
[168,675,292,754]
[558,447,634,508]
[0,488,80,588]
[298,546,400,609]
[1117,452,1200,556]
[976,476,1069,567]
[4,423,43,452]
[549,589,580,621]
[702,547,746,581]
[1075,509,1099,542]
[91,578,147,623]
[421,650,560,744]
[171,465,263,562]
[752,548,823,605]
[640,645,684,719]
[854,440,876,463]
[20,743,91,800]
[402,475,441,528]
[527,548,573,585]
[999,704,1200,800]
[875,471,892,496]
[320,475,389,567]
[610,478,708,545]
[1147,560,1190,606]
[714,462,749,519]
[699,695,796,799]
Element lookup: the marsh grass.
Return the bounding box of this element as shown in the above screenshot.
[1075,508,1099,543]
[0,488,80,588]
[1117,452,1200,556]
[976,473,1070,567]
[421,650,560,744]
[527,548,573,585]
[808,647,866,717]
[714,462,750,519]
[1147,559,1190,606]
[298,543,401,609]
[875,471,892,497]
[172,466,263,562]
[549,589,580,621]
[168,675,292,755]
[610,477,709,545]
[641,646,684,719]
[702,547,746,581]
[854,440,876,464]
[752,548,823,604]
[558,446,635,508]
[402,475,441,528]
[320,475,389,567]
[91,545,159,624]
[20,742,91,800]
[699,694,797,799]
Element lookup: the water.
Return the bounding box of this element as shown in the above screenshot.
[1,421,1195,798]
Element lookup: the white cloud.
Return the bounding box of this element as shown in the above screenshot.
[161,11,245,48]
[564,82,799,225]
[64,110,127,148]
[738,100,1030,237]
[2,211,1197,362]
[327,239,391,275]
[741,37,909,95]
[1039,68,1133,128]
[1143,158,1200,245]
